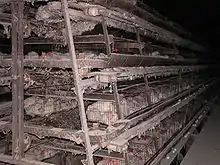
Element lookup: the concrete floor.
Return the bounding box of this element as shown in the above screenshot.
[181,105,220,165]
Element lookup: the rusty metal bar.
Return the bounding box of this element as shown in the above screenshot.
[17,0,25,158]
[102,20,112,56]
[0,55,203,69]
[11,1,19,159]
[11,0,25,160]
[61,0,94,165]
[23,58,107,69]
[24,35,113,45]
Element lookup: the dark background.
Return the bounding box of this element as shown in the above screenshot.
[145,0,220,53]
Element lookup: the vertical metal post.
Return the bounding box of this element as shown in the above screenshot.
[144,75,152,105]
[61,1,94,165]
[112,82,123,119]
[102,20,112,56]
[11,1,18,159]
[136,28,143,55]
[17,0,25,158]
[11,0,24,159]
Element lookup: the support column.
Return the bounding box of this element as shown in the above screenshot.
[61,0,94,165]
[11,0,24,159]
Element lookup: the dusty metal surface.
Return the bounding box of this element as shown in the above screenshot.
[42,139,125,160]
[33,1,204,51]
[90,93,216,165]
[21,81,211,147]
[61,0,94,164]
[24,96,78,117]
[0,80,212,152]
[11,0,25,159]
[0,54,203,69]
[1,1,204,51]
[0,0,214,165]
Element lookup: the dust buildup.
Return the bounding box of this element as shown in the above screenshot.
[70,21,97,36]
[24,67,74,90]
[24,96,77,117]
[30,107,81,130]
[33,2,97,41]
[29,20,96,41]
[36,2,63,23]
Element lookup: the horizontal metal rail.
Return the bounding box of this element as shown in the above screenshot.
[43,141,125,161]
[0,55,203,69]
[25,93,115,102]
